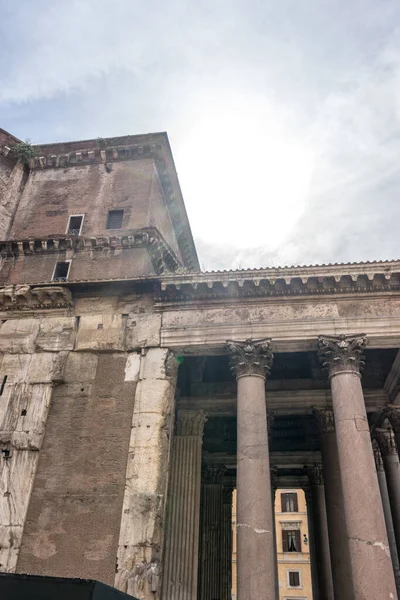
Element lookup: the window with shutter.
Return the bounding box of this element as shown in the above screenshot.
[281,492,298,513]
[282,530,289,552]
[288,571,300,587]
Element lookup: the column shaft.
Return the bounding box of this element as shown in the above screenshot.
[198,468,224,600]
[376,428,400,561]
[228,338,276,600]
[221,489,233,600]
[162,411,206,600]
[308,467,334,600]
[373,442,400,596]
[316,410,355,599]
[305,490,320,600]
[236,375,275,600]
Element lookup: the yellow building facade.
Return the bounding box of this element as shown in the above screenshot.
[232,489,312,600]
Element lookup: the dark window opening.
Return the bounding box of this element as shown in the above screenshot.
[282,529,301,553]
[53,261,70,282]
[21,409,27,416]
[0,376,7,395]
[106,209,124,229]
[281,492,298,513]
[289,571,300,587]
[67,215,83,235]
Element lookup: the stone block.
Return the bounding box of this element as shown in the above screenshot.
[129,413,167,450]
[134,379,174,415]
[0,354,31,383]
[0,319,39,354]
[126,313,161,350]
[0,450,38,526]
[0,525,23,572]
[36,317,76,351]
[27,352,68,384]
[124,353,141,382]
[75,314,126,352]
[142,347,175,380]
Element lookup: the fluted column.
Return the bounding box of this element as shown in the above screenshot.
[227,338,276,600]
[304,487,320,600]
[198,466,225,600]
[314,407,354,599]
[221,487,233,600]
[376,426,400,560]
[387,406,400,458]
[372,441,400,594]
[162,410,207,600]
[306,465,334,600]
[318,334,396,599]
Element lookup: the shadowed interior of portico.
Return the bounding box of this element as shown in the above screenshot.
[171,347,400,599]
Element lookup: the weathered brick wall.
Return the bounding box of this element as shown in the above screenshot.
[0,247,156,285]
[9,160,180,261]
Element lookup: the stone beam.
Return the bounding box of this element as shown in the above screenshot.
[178,388,388,416]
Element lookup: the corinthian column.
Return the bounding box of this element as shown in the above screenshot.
[375,426,400,560]
[318,334,396,599]
[162,410,207,600]
[227,338,276,600]
[306,464,334,600]
[313,408,354,599]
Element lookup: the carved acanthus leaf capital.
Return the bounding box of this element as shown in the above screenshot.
[386,406,400,435]
[313,407,335,434]
[318,334,367,376]
[227,338,273,379]
[306,464,324,486]
[202,465,226,485]
[176,410,207,437]
[372,440,384,472]
[375,427,398,457]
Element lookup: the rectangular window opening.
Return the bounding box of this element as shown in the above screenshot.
[281,492,298,513]
[67,215,84,235]
[52,261,71,282]
[288,571,300,587]
[282,529,301,553]
[106,209,124,229]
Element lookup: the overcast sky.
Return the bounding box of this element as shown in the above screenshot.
[1,0,400,270]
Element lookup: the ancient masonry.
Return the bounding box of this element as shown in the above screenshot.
[1,127,400,600]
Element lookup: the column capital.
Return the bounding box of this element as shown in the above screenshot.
[313,407,335,433]
[318,334,367,377]
[227,338,273,379]
[375,427,398,457]
[176,410,207,437]
[372,440,384,472]
[202,465,226,485]
[386,405,400,435]
[306,464,324,486]
[222,487,233,504]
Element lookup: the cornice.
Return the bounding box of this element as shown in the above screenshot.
[158,260,400,300]
[0,227,183,275]
[0,284,72,310]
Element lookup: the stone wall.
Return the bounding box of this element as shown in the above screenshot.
[0,293,177,599]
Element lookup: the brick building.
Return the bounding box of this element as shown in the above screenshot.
[1,129,400,600]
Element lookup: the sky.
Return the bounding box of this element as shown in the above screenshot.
[1,0,400,271]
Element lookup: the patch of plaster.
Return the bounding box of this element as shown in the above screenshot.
[236,523,271,534]
[351,536,390,557]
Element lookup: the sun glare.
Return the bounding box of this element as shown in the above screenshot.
[177,96,315,250]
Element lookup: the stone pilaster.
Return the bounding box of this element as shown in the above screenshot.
[198,466,225,600]
[221,487,233,600]
[162,410,207,600]
[375,427,400,562]
[318,334,396,599]
[306,465,334,600]
[227,338,276,600]
[313,407,354,599]
[373,440,400,593]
